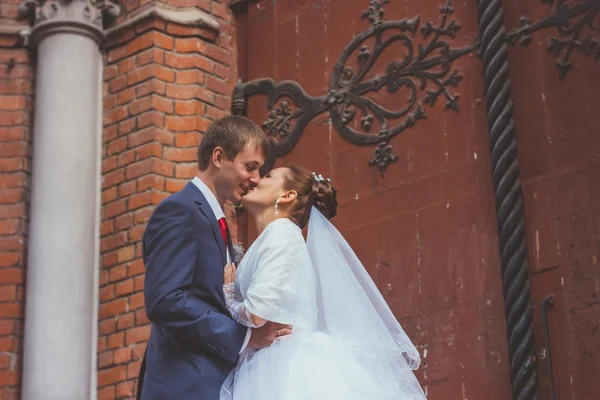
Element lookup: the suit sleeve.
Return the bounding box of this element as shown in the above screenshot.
[143,199,247,363]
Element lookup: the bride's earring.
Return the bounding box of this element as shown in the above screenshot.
[275,199,280,215]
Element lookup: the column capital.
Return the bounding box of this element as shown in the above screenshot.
[17,0,121,46]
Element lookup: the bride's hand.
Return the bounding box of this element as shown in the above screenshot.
[224,263,236,285]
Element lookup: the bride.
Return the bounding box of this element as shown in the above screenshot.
[220,165,426,400]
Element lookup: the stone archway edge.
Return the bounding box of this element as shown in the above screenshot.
[104,4,221,40]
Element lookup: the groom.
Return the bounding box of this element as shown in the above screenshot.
[138,116,290,400]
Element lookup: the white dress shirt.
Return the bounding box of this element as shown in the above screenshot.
[191,176,251,354]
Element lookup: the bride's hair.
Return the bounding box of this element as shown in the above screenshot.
[282,164,338,229]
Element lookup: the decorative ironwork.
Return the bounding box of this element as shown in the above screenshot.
[506,0,600,80]
[541,295,556,400]
[233,0,477,175]
[478,1,540,399]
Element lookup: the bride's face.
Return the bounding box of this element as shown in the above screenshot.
[241,167,288,211]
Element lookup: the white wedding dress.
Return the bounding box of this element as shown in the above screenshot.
[220,209,427,400]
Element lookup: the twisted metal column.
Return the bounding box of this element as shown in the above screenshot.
[477,1,539,399]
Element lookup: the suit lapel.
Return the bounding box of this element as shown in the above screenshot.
[186,183,227,267]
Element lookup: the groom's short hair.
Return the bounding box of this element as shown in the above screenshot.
[197,115,269,171]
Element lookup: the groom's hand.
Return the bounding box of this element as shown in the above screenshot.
[247,322,292,349]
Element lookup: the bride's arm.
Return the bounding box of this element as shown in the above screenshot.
[223,263,267,328]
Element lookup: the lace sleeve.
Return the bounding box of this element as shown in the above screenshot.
[223,283,265,328]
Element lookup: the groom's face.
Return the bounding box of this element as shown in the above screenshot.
[218,142,265,204]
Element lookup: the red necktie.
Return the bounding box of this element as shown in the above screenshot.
[217,217,229,250]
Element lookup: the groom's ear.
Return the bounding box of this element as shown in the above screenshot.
[211,147,225,169]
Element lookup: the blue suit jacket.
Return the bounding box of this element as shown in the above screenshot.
[139,182,247,400]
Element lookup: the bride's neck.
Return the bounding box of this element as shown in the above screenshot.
[253,209,285,235]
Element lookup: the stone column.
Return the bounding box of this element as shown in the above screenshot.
[16,1,119,399]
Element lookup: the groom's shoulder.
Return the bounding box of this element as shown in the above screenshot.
[154,188,193,213]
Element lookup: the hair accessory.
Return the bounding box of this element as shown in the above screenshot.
[312,172,331,183]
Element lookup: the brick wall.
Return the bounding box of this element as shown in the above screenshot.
[0,23,33,400]
[98,2,238,398]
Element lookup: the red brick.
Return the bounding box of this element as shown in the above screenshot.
[134,207,153,224]
[99,284,115,303]
[115,214,134,232]
[129,192,154,210]
[130,224,146,242]
[125,31,154,56]
[215,94,230,110]
[0,303,22,318]
[98,386,115,400]
[205,44,233,65]
[121,120,138,139]
[100,298,127,319]
[107,332,124,350]
[154,32,175,50]
[152,159,175,177]
[114,348,132,365]
[135,142,162,161]
[0,127,26,142]
[98,350,114,368]
[0,237,23,253]
[166,115,197,131]
[176,69,204,85]
[206,104,228,121]
[125,325,150,345]
[98,365,127,386]
[103,106,128,126]
[117,87,135,105]
[135,308,150,325]
[165,24,217,41]
[165,178,187,193]
[135,79,158,98]
[155,65,176,83]
[117,312,135,330]
[105,199,127,219]
[103,169,125,189]
[108,75,127,93]
[211,1,230,20]
[127,65,154,86]
[129,292,145,310]
[175,100,199,115]
[126,159,154,180]
[127,360,142,379]
[175,132,202,147]
[137,111,164,129]
[128,259,146,278]
[99,319,117,336]
[108,46,127,63]
[117,150,135,168]
[206,75,231,95]
[169,0,210,9]
[0,371,18,386]
[136,48,155,67]
[163,147,197,162]
[214,63,231,80]
[101,232,128,253]
[133,16,165,35]
[0,158,23,173]
[0,203,25,218]
[127,126,156,148]
[128,96,153,116]
[175,38,207,53]
[109,264,128,283]
[0,220,19,235]
[117,57,135,75]
[175,163,198,179]
[107,137,127,156]
[0,253,19,268]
